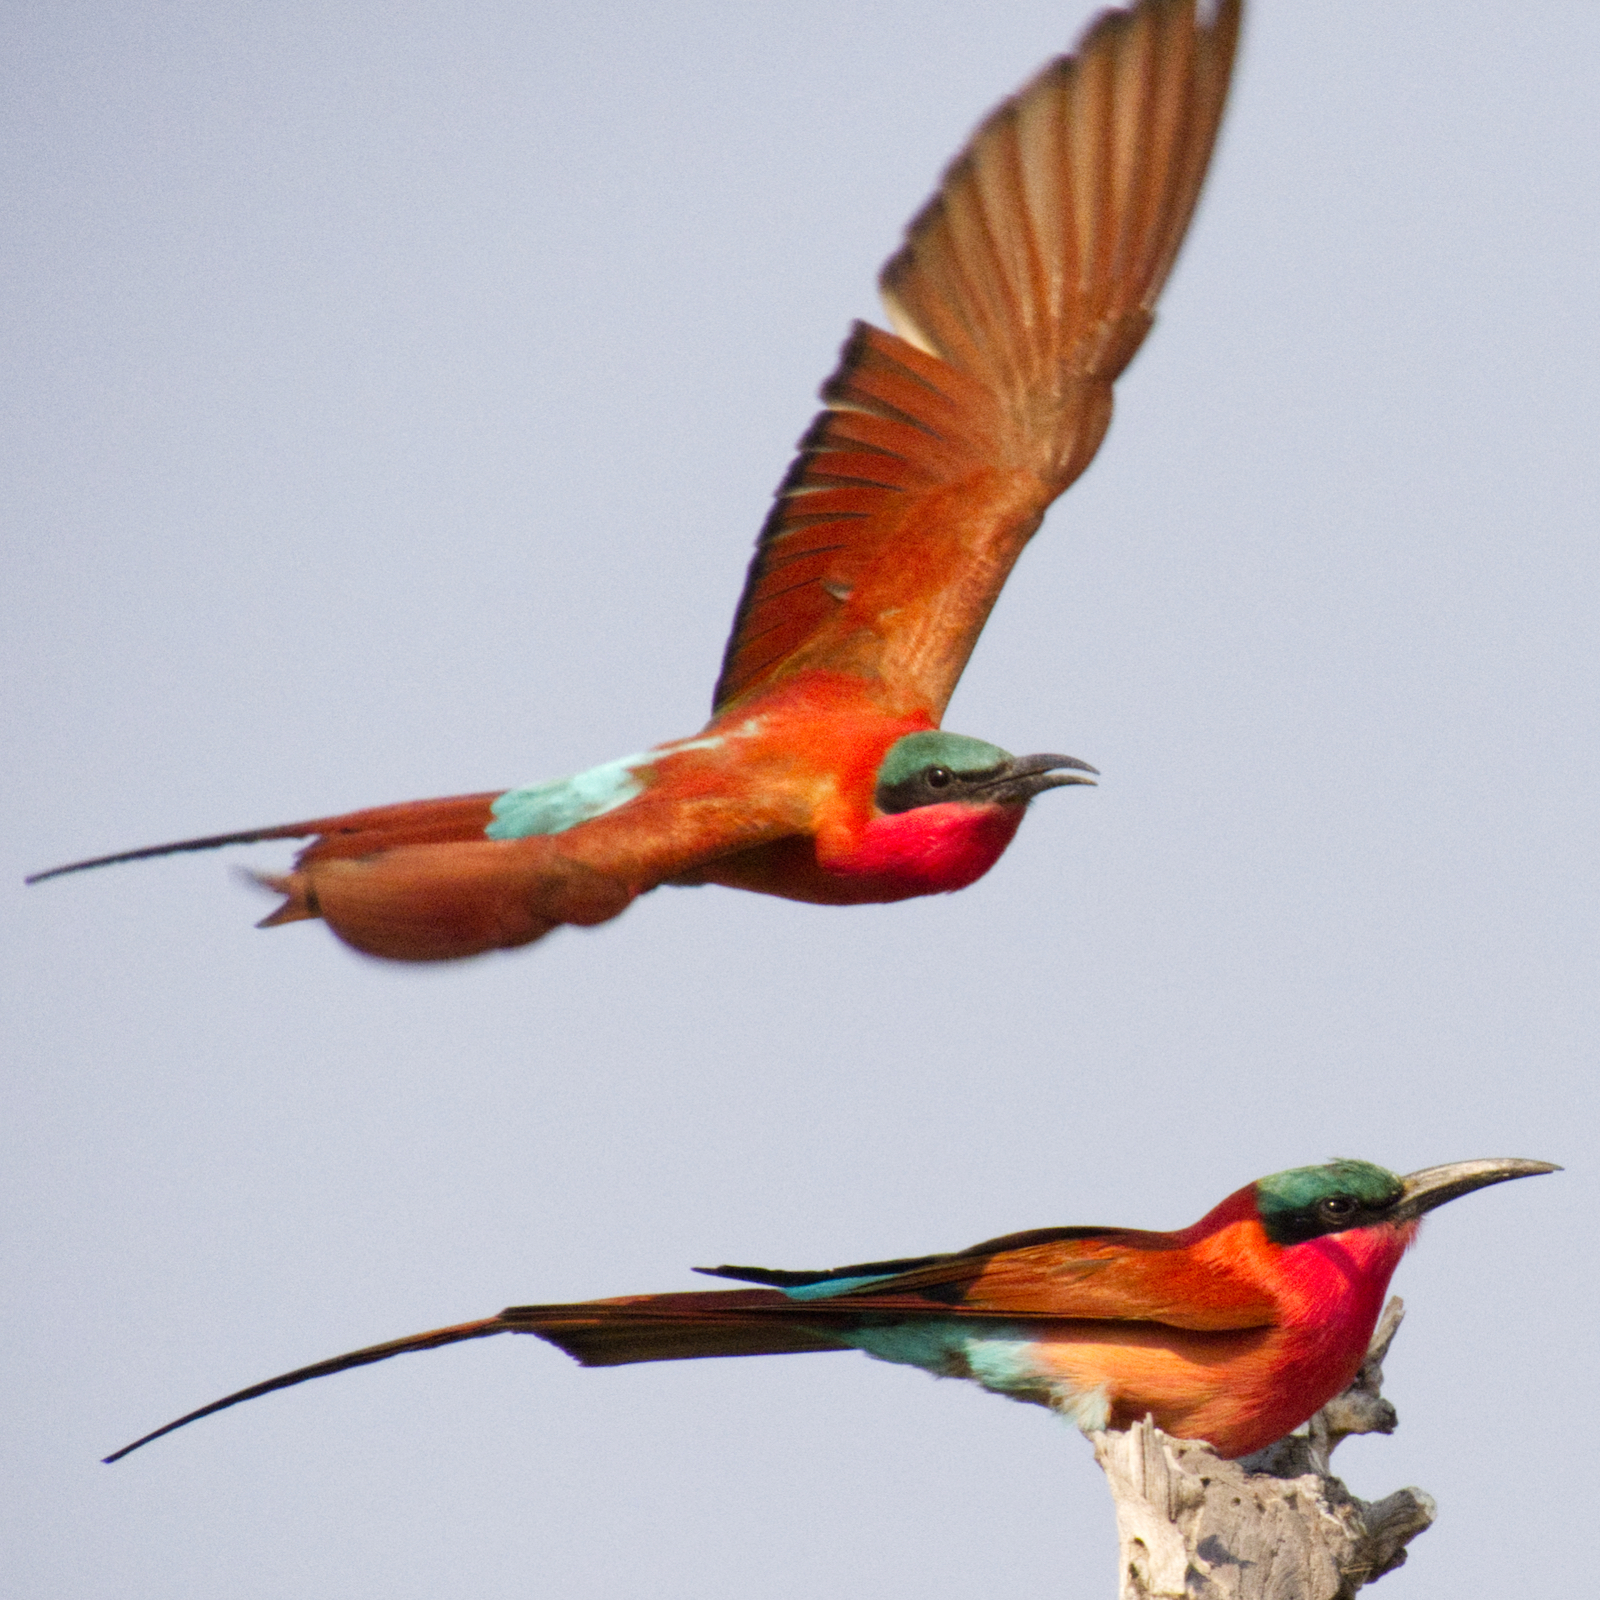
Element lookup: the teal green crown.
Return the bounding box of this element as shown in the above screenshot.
[876,732,1011,788]
[1257,1159,1402,1215]
[1255,1159,1405,1245]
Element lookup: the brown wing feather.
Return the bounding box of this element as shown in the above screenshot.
[725,1225,1278,1333]
[713,0,1240,716]
[908,1234,1278,1331]
[713,324,1011,712]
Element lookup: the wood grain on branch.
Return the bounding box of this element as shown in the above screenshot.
[1091,1298,1434,1599]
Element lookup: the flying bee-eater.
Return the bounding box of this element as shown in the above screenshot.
[32,0,1240,962]
[105,1157,1554,1463]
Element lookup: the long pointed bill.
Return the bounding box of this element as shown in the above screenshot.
[1393,1158,1560,1223]
[974,753,1098,806]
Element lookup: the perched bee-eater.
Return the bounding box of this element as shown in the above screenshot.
[106,1157,1553,1463]
[30,0,1240,961]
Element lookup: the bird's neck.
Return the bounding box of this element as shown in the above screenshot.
[1254,1221,1421,1419]
[1182,1198,1418,1369]
[820,802,1030,898]
[1272,1222,1418,1332]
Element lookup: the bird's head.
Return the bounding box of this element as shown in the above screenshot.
[873,731,1096,814]
[815,730,1096,897]
[1253,1156,1559,1247]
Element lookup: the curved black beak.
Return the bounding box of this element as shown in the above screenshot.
[1393,1158,1560,1223]
[976,753,1098,806]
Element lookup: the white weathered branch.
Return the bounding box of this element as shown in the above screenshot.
[1090,1298,1435,1599]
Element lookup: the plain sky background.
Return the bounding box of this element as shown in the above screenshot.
[5,1,1597,1594]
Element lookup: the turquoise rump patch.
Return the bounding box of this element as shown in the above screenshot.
[780,1274,900,1301]
[833,1320,1110,1427]
[486,734,729,841]
[487,754,651,839]
[837,1320,1044,1394]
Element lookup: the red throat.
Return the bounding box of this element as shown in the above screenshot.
[1273,1221,1419,1327]
[820,801,1028,898]
[1258,1220,1421,1437]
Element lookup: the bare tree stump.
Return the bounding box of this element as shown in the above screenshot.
[1090,1299,1435,1599]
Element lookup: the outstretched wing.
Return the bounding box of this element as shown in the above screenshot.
[713,0,1240,717]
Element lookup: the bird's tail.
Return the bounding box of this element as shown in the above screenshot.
[25,792,644,961]
[102,1314,509,1463]
[499,1290,850,1367]
[26,792,503,886]
[105,1289,845,1463]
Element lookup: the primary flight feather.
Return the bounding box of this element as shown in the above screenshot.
[32,0,1241,961]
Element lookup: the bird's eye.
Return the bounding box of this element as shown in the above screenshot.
[925,766,953,789]
[1318,1195,1357,1220]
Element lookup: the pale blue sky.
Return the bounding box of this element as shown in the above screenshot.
[6,2,1597,1595]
